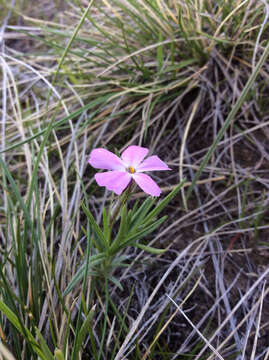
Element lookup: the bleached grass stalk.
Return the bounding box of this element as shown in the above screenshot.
[186,39,269,199]
[199,268,269,360]
[250,282,266,360]
[142,274,203,360]
[0,0,268,358]
[179,92,201,209]
[177,270,242,356]
[114,238,209,360]
[0,342,16,360]
[167,295,225,360]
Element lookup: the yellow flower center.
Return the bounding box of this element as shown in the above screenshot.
[129,166,136,174]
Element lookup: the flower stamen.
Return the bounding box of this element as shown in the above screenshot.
[129,166,135,174]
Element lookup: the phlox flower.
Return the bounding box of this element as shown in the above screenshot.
[89,145,171,196]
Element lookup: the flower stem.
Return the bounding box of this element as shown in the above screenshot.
[109,181,135,227]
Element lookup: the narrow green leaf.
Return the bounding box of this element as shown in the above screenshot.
[108,275,123,291]
[63,254,105,296]
[144,180,186,223]
[157,31,163,71]
[0,157,32,229]
[0,301,45,359]
[119,216,167,250]
[163,59,197,73]
[26,102,61,208]
[54,349,65,360]
[0,94,113,154]
[47,0,95,103]
[130,197,155,229]
[186,40,269,199]
[110,255,129,267]
[73,306,95,358]
[109,205,128,255]
[134,244,166,255]
[103,207,111,242]
[35,328,54,360]
[0,301,21,331]
[82,203,108,251]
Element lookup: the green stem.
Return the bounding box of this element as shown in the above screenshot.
[98,275,109,360]
[109,181,136,227]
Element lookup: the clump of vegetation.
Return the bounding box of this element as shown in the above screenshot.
[0,1,268,359]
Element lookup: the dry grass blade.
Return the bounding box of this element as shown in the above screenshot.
[0,343,16,360]
[167,295,225,360]
[142,275,203,360]
[0,0,268,358]
[114,239,209,359]
[250,281,267,360]
[197,268,269,360]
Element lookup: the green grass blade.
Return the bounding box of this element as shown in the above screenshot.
[134,243,166,254]
[0,94,113,154]
[119,216,167,250]
[47,0,94,103]
[35,328,54,360]
[0,157,32,229]
[81,203,109,251]
[72,306,95,359]
[63,253,105,296]
[144,180,186,223]
[0,301,46,359]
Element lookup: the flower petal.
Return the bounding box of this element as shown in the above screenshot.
[121,145,149,168]
[89,149,125,171]
[95,171,132,195]
[136,155,171,172]
[132,173,161,196]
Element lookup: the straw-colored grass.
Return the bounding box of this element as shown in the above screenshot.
[0,0,269,359]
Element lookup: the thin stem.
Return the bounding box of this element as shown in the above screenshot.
[98,275,109,360]
[109,181,136,227]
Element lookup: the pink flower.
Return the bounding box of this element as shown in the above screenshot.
[89,145,171,196]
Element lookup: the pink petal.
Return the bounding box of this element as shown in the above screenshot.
[136,155,171,172]
[132,173,161,197]
[95,171,132,195]
[89,149,125,171]
[121,145,149,168]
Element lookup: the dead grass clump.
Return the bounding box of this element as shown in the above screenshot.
[0,1,269,359]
